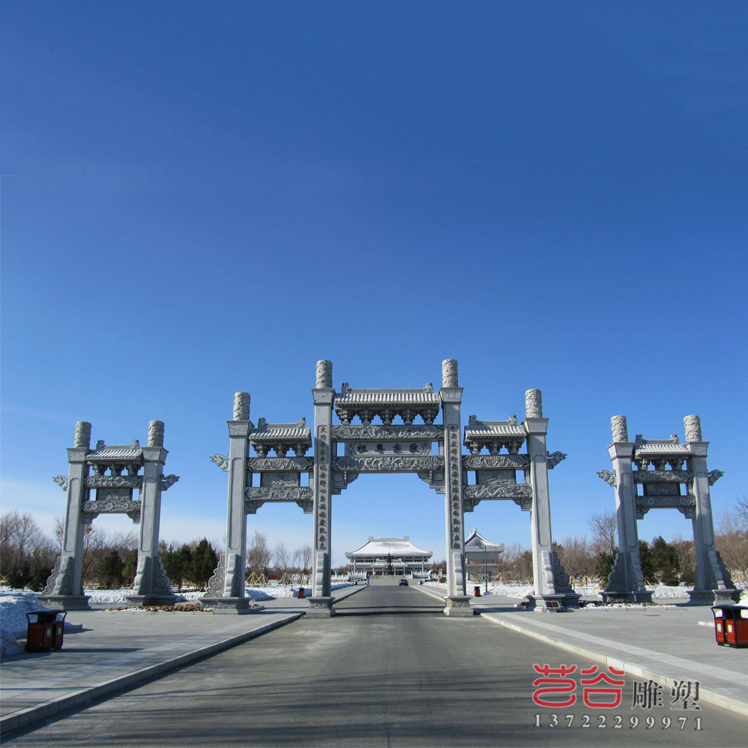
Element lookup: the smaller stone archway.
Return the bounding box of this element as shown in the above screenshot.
[205,359,578,615]
[39,420,179,609]
[598,414,739,605]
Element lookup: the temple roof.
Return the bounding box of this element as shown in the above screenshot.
[335,387,440,406]
[464,528,504,552]
[250,418,311,443]
[86,443,143,461]
[346,536,432,558]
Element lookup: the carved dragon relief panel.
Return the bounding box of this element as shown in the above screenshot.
[636,494,696,519]
[332,424,444,441]
[462,455,530,470]
[245,487,313,503]
[85,475,143,488]
[81,498,141,524]
[248,457,315,472]
[463,484,533,500]
[633,470,693,483]
[332,456,444,473]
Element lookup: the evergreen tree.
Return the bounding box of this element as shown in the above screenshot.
[123,549,139,585]
[161,543,193,591]
[651,536,680,586]
[189,539,217,590]
[639,540,656,583]
[98,550,125,588]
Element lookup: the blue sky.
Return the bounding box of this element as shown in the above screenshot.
[2,1,746,566]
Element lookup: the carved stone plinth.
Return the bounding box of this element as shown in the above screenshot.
[126,594,178,607]
[601,591,653,605]
[443,595,475,616]
[525,593,580,612]
[200,597,260,614]
[687,589,741,606]
[306,596,335,617]
[36,595,91,611]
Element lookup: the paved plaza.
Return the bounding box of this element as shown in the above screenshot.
[2,583,747,746]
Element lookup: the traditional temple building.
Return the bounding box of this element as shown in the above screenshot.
[464,529,504,581]
[346,536,432,577]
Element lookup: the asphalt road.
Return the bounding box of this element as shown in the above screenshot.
[5,584,747,747]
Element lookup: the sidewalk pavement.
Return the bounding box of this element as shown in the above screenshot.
[416,583,748,717]
[0,584,365,736]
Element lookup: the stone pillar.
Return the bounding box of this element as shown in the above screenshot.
[309,360,335,616]
[39,421,92,610]
[602,416,652,604]
[440,359,472,616]
[685,416,739,604]
[525,390,579,611]
[202,392,253,613]
[128,421,176,606]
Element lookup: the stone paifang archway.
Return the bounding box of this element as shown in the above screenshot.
[204,360,579,615]
[598,415,739,605]
[39,420,179,610]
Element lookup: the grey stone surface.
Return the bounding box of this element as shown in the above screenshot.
[6,586,747,747]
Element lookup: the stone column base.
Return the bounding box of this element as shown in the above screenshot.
[36,595,91,611]
[602,590,653,605]
[126,594,179,607]
[443,596,475,616]
[200,597,262,614]
[306,596,335,617]
[525,593,580,612]
[688,589,741,606]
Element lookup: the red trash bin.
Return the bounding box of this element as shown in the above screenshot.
[474,586,481,597]
[712,606,727,645]
[712,606,748,648]
[26,611,66,652]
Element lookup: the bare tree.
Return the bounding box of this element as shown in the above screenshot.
[300,544,312,572]
[557,535,596,579]
[246,531,272,575]
[716,508,748,584]
[589,512,618,556]
[273,541,290,576]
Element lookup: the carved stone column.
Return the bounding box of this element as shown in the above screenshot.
[203,392,254,614]
[309,360,335,616]
[601,416,652,604]
[524,390,579,611]
[440,359,472,616]
[39,421,92,610]
[128,421,176,606]
[685,416,739,604]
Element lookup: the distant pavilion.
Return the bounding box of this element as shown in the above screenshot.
[346,536,433,577]
[464,529,504,581]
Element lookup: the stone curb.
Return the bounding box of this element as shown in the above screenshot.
[0,613,302,736]
[481,612,748,719]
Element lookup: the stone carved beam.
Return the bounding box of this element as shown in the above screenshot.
[462,455,530,470]
[85,475,143,488]
[633,470,693,483]
[247,457,315,472]
[245,486,314,503]
[464,484,533,500]
[332,424,444,441]
[332,456,444,473]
